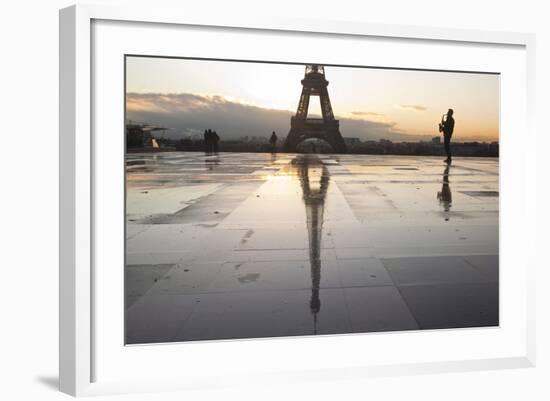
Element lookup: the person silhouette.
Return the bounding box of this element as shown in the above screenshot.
[269,131,278,152]
[204,129,211,153]
[439,108,455,164]
[211,130,220,153]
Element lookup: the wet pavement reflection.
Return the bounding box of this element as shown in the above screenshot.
[438,164,452,221]
[125,152,498,344]
[294,156,330,333]
[204,153,220,171]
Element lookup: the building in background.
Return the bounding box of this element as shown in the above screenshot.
[126,122,170,151]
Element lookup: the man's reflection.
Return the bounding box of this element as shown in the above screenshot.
[270,151,277,165]
[437,164,452,221]
[204,155,220,171]
[292,155,330,334]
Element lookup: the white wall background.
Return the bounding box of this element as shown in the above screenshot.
[0,0,547,399]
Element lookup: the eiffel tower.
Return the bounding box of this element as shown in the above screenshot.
[284,65,347,153]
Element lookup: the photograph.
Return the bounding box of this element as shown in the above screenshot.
[124,56,499,344]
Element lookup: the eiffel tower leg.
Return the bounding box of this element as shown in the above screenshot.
[330,132,348,153]
[319,89,335,121]
[284,128,301,152]
[296,91,310,118]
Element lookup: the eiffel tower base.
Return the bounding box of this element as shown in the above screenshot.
[283,119,347,154]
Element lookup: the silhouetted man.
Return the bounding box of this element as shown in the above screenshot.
[212,130,220,153]
[439,108,455,163]
[269,131,278,152]
[204,129,211,153]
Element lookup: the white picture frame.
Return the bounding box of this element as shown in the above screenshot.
[59,4,536,397]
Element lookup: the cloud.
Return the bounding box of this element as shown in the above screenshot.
[340,118,426,142]
[126,93,431,142]
[398,104,427,111]
[348,111,392,124]
[126,92,240,114]
[126,92,294,140]
[350,111,385,117]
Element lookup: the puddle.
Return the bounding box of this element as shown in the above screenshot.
[237,273,260,283]
[460,191,499,197]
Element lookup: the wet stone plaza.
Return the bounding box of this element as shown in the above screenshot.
[125,152,499,344]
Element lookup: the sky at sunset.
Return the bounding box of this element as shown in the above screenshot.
[126,56,500,143]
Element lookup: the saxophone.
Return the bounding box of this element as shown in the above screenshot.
[438,114,447,133]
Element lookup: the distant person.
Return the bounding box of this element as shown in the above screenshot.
[204,129,211,153]
[212,130,220,153]
[439,108,455,163]
[269,131,278,152]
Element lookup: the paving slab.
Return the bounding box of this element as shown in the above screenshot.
[344,286,419,332]
[397,282,499,329]
[382,256,489,286]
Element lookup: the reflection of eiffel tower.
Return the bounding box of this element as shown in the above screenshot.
[284,65,347,153]
[293,155,330,334]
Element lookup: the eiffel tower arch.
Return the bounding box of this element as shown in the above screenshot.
[284,65,347,153]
